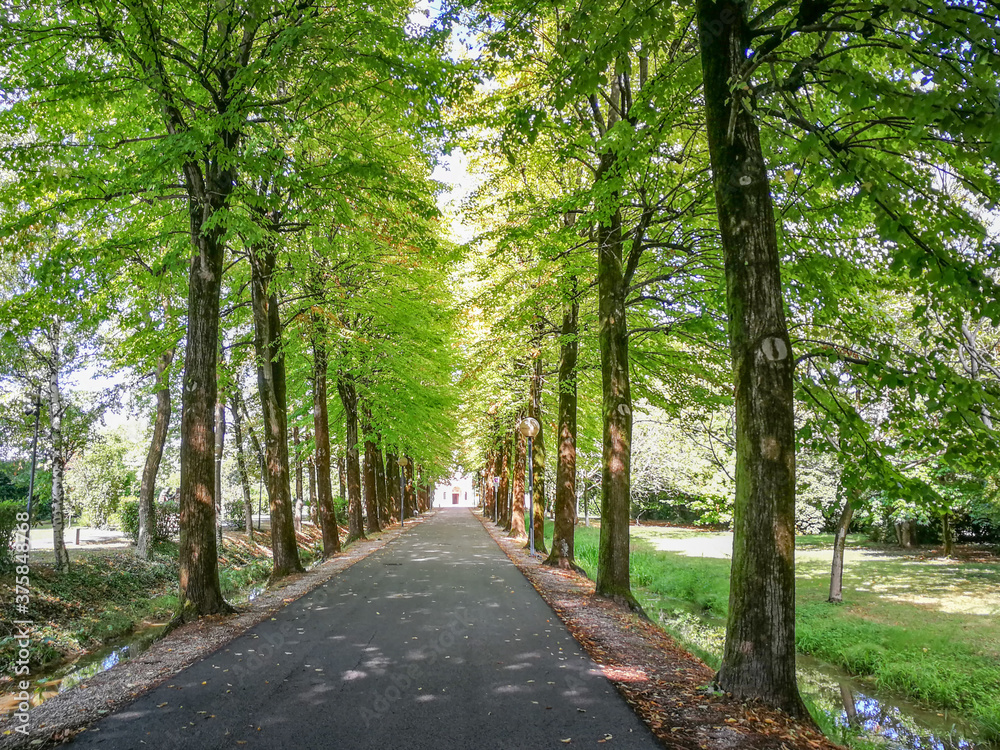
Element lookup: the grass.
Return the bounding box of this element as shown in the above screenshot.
[546,521,1000,743]
[0,526,327,675]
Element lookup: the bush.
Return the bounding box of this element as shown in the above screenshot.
[119,497,140,542]
[227,496,246,529]
[0,500,23,572]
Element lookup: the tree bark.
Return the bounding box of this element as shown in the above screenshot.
[498,434,511,530]
[308,454,318,525]
[697,0,806,716]
[176,169,231,619]
[214,369,226,545]
[828,498,854,603]
[484,450,496,519]
[528,338,548,553]
[293,426,303,532]
[545,290,580,571]
[138,346,174,559]
[230,392,255,538]
[338,452,346,503]
[386,453,400,525]
[337,372,366,543]
[48,321,69,572]
[403,458,416,519]
[311,333,341,556]
[375,446,389,528]
[361,411,381,534]
[595,199,636,608]
[510,422,527,540]
[250,236,304,578]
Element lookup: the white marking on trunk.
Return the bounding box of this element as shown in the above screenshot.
[762,337,788,361]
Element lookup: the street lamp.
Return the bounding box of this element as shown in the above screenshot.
[397,456,410,529]
[24,391,43,532]
[518,417,540,555]
[492,476,500,523]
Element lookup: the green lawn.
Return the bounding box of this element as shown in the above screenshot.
[545,522,1000,742]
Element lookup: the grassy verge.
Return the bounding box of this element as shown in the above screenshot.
[545,522,1000,743]
[0,526,327,675]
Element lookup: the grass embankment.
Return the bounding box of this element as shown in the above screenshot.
[546,523,1000,743]
[0,526,326,674]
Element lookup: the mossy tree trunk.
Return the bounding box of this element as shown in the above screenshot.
[545,288,580,571]
[311,331,341,556]
[510,420,527,540]
[528,334,548,554]
[697,0,806,716]
[337,372,366,543]
[250,233,303,579]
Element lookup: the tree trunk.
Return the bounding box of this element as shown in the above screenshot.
[337,373,366,543]
[308,454,318,525]
[828,498,854,603]
[176,183,231,619]
[311,334,341,556]
[214,371,226,546]
[528,338,548,554]
[375,447,389,528]
[48,323,70,572]
[361,410,381,534]
[698,0,806,716]
[338,452,346,503]
[498,435,511,530]
[250,238,303,579]
[236,391,266,531]
[230,392,255,538]
[386,453,400,525]
[545,290,580,571]
[942,515,952,555]
[293,426,303,532]
[484,450,495,519]
[403,459,416,519]
[138,346,174,559]
[510,422,527,540]
[595,200,636,608]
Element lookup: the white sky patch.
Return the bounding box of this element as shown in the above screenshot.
[433,148,482,245]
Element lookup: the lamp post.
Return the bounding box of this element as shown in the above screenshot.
[24,391,43,531]
[398,455,410,529]
[518,417,540,555]
[492,476,500,523]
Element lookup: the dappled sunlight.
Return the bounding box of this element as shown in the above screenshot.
[601,666,648,683]
[629,526,733,558]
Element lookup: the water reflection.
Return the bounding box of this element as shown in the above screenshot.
[0,623,167,715]
[799,659,993,750]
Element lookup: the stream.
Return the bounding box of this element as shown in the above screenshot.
[797,654,994,750]
[656,606,996,750]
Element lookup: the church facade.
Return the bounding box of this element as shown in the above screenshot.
[432,471,478,508]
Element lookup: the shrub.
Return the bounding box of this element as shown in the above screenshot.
[227,496,246,529]
[0,500,23,572]
[119,497,141,542]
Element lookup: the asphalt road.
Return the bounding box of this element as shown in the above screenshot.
[68,509,660,749]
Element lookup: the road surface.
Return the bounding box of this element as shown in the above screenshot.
[68,509,660,749]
